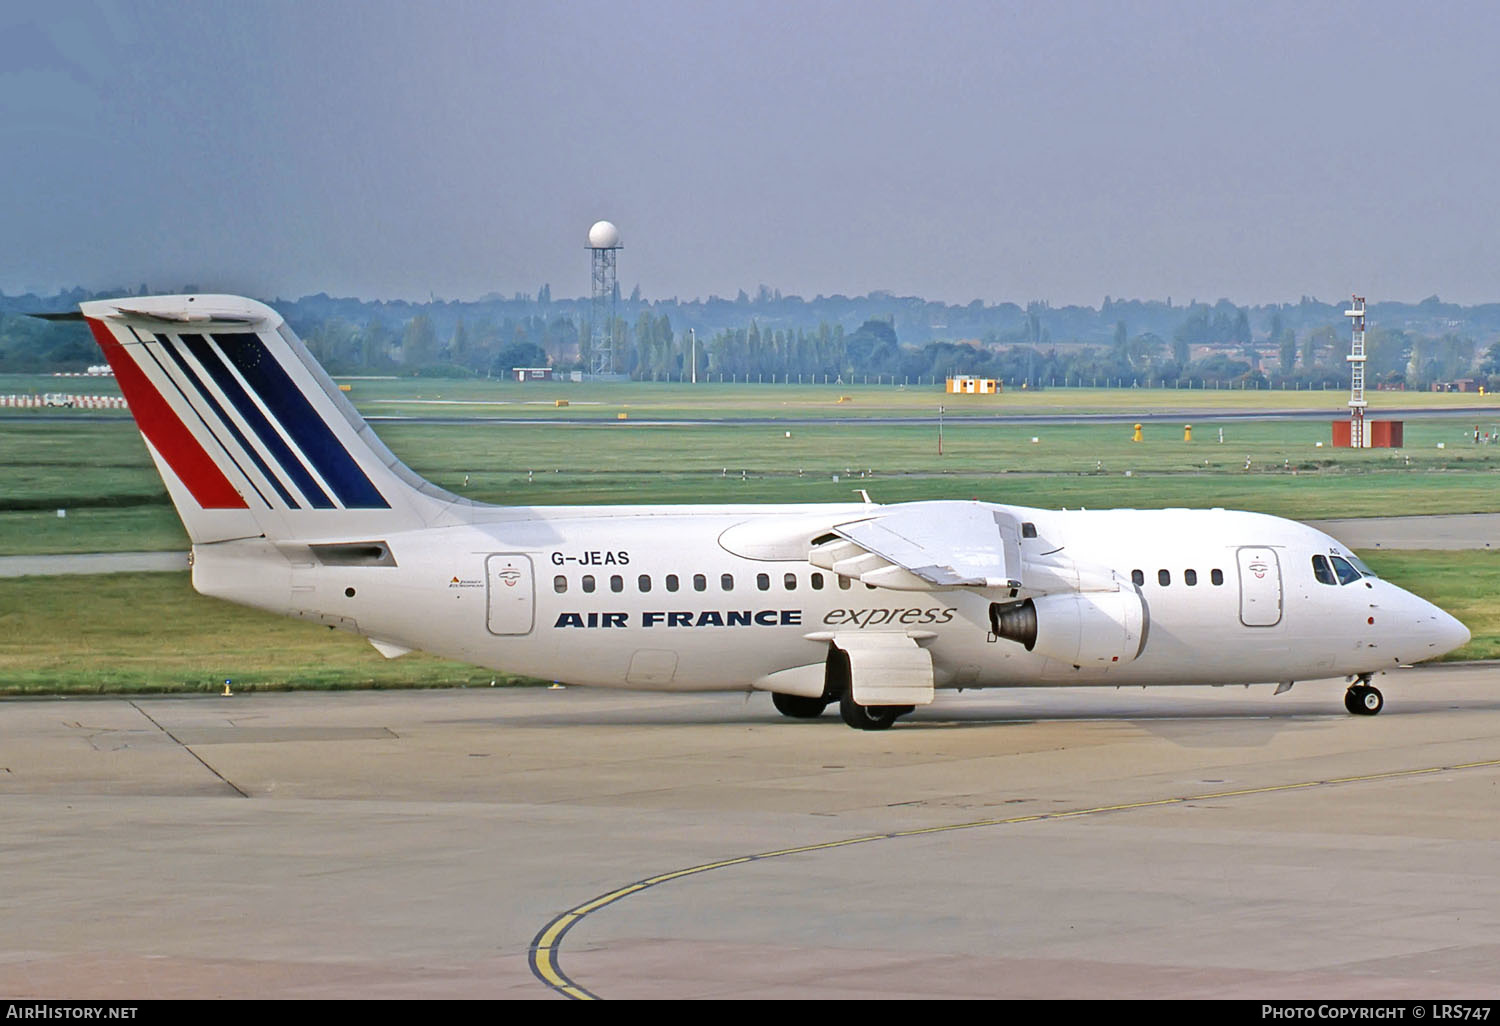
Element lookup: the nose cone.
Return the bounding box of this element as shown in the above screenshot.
[1409,600,1470,662]
[1434,608,1471,655]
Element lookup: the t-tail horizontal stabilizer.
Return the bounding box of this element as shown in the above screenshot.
[80,294,468,545]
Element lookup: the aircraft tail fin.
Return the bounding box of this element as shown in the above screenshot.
[81,295,466,545]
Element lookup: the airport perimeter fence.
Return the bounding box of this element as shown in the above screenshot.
[0,394,128,409]
[620,373,1374,391]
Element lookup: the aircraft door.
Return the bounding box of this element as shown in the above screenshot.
[1236,547,1282,627]
[485,553,535,635]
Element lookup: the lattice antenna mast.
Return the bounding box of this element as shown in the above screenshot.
[587,221,622,377]
[1345,295,1367,448]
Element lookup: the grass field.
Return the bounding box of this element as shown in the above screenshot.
[318,378,1500,421]
[2,385,1499,555]
[0,572,517,693]
[0,552,1492,694]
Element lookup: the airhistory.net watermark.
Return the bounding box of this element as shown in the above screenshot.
[5,1007,137,1020]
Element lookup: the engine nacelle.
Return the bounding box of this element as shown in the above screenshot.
[990,590,1148,666]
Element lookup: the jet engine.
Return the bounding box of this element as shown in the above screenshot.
[989,590,1148,666]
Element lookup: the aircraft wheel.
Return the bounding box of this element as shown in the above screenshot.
[772,691,829,719]
[838,691,900,731]
[1345,685,1384,716]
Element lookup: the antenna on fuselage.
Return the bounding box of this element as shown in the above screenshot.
[1346,296,1367,448]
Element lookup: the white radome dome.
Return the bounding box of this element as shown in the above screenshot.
[587,220,621,249]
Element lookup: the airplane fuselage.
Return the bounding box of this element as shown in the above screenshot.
[193,502,1463,694]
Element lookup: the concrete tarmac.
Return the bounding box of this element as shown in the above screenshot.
[0,551,187,578]
[4,668,1500,1000]
[1306,514,1500,551]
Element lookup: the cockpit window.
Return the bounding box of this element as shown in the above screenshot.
[1330,555,1362,585]
[1312,554,1336,586]
[1345,553,1377,579]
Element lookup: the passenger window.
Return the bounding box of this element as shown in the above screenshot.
[1211,568,1224,586]
[1021,522,1037,538]
[1184,569,1197,586]
[1131,569,1144,587]
[1312,555,1336,586]
[638,574,651,593]
[756,573,770,591]
[721,573,734,591]
[838,576,852,590]
[582,575,596,593]
[666,574,679,592]
[693,573,706,592]
[784,573,797,590]
[610,575,623,593]
[554,575,567,594]
[811,573,825,590]
[1330,556,1361,586]
[1158,569,1170,586]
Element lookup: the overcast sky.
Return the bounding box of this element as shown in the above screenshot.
[4,0,1498,306]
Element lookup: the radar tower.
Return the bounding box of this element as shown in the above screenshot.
[586,221,622,377]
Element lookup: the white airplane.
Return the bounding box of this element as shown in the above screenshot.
[78,294,1470,729]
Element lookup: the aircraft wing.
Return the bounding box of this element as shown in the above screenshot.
[810,502,1024,591]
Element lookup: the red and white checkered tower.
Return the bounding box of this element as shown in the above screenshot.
[1345,296,1368,448]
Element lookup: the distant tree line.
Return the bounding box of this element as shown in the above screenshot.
[3,285,1498,391]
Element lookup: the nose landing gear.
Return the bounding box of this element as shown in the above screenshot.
[1344,674,1384,716]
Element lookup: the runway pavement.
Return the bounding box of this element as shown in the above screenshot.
[0,551,187,578]
[1305,514,1500,551]
[3,668,1500,1000]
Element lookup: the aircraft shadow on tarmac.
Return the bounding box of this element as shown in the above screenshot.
[461,689,1500,738]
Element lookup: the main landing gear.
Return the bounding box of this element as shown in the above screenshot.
[770,646,915,730]
[771,691,830,719]
[770,689,912,729]
[837,691,914,731]
[1344,674,1384,716]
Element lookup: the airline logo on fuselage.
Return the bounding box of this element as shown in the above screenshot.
[550,606,961,629]
[824,607,957,627]
[554,610,802,629]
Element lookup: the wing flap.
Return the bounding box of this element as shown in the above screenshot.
[820,502,1024,591]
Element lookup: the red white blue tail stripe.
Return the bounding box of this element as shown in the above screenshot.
[81,296,427,544]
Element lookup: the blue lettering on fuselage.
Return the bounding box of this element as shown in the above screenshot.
[553,610,803,628]
[553,611,629,628]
